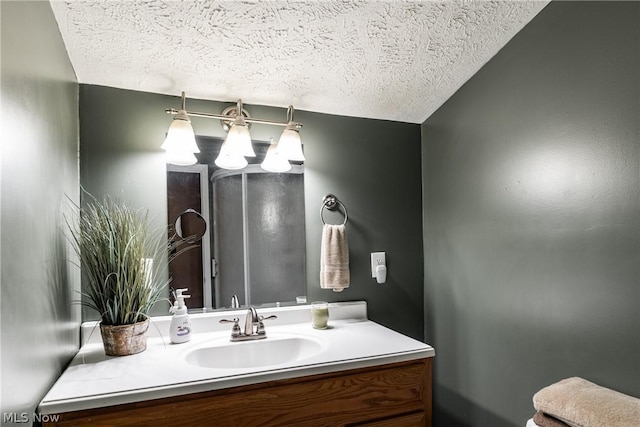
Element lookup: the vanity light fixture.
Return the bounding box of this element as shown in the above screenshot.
[277,106,305,162]
[261,138,292,173]
[215,138,248,170]
[220,99,255,159]
[164,93,304,170]
[161,92,200,166]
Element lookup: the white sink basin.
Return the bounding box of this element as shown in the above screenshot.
[184,335,325,369]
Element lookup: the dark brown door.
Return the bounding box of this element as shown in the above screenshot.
[167,171,204,307]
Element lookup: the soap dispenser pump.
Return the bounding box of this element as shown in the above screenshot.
[170,288,191,344]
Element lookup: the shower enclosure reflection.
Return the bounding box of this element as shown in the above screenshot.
[213,165,305,308]
[167,137,306,310]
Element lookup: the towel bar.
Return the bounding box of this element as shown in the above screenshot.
[321,194,348,226]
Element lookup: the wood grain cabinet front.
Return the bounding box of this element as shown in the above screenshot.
[43,358,432,427]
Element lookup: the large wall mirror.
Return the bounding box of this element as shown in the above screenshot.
[167,136,306,310]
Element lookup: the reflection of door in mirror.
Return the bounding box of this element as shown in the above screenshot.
[213,165,306,309]
[167,164,212,308]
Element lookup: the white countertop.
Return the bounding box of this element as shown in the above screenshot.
[39,301,435,415]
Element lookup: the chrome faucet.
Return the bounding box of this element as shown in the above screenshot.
[220,306,277,342]
[244,307,259,336]
[230,294,240,309]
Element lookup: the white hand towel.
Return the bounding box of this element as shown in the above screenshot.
[320,224,350,292]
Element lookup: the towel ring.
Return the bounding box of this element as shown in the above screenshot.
[173,208,207,243]
[320,194,348,226]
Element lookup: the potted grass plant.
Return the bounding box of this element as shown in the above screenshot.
[67,194,170,356]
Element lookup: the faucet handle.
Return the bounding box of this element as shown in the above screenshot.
[256,315,277,334]
[220,318,241,337]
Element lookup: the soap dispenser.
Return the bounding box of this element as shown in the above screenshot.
[170,288,191,344]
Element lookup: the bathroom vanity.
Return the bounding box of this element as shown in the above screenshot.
[39,302,435,426]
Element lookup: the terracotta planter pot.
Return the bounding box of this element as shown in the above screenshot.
[99,318,150,356]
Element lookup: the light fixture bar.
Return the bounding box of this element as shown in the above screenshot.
[163,94,305,170]
[180,91,186,110]
[164,108,303,129]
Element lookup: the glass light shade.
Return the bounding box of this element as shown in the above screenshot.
[215,141,248,170]
[261,139,291,173]
[161,113,200,154]
[165,147,198,166]
[277,125,305,161]
[226,122,255,157]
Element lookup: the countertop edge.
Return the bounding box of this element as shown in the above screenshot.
[38,348,434,415]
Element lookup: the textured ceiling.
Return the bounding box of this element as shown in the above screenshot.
[50,1,548,123]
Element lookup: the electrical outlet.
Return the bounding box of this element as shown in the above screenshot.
[371,252,386,278]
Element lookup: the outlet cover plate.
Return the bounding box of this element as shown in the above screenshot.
[371,252,386,278]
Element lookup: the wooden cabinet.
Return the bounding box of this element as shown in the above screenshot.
[43,358,432,427]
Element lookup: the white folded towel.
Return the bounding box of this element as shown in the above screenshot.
[533,377,640,427]
[320,224,349,292]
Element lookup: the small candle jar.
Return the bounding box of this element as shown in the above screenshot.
[311,301,329,329]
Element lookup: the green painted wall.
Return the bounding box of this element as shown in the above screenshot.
[0,1,80,423]
[422,2,639,426]
[4,1,639,424]
[79,85,424,340]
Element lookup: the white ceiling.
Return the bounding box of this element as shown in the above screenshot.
[50,0,548,124]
